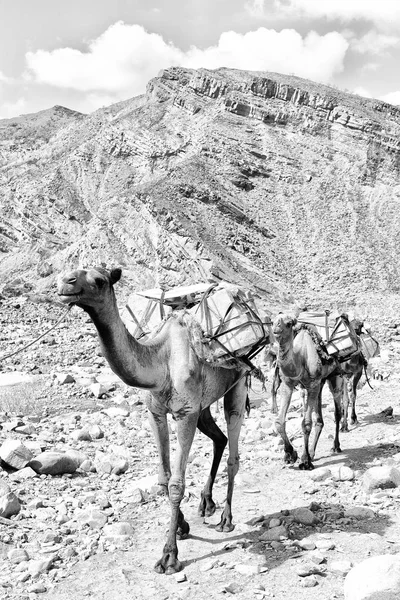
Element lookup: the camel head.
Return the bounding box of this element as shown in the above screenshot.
[272,313,297,343]
[57,267,122,309]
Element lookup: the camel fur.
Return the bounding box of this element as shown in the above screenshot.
[57,267,248,575]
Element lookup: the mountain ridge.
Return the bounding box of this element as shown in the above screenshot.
[1,67,400,327]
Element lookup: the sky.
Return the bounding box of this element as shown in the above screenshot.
[1,0,400,118]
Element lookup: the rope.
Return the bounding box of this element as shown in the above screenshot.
[0,304,73,362]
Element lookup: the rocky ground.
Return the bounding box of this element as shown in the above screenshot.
[1,298,400,599]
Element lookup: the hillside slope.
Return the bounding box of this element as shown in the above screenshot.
[1,67,400,321]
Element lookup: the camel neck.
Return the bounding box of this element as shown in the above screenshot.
[277,334,301,379]
[83,297,160,389]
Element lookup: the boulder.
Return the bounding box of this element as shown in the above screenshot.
[29,451,80,475]
[362,466,400,492]
[344,554,400,599]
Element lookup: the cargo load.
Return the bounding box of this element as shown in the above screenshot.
[122,281,271,364]
[324,315,359,358]
[189,284,269,359]
[297,311,359,361]
[359,331,380,360]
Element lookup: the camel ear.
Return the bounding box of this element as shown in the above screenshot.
[110,268,122,285]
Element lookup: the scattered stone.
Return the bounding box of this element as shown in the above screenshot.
[0,439,33,469]
[344,554,400,600]
[291,507,319,526]
[8,548,29,564]
[297,538,317,551]
[90,383,107,398]
[94,450,128,475]
[102,522,134,540]
[14,423,37,436]
[28,557,54,576]
[3,419,24,432]
[296,563,326,577]
[29,451,80,475]
[56,373,75,385]
[329,560,353,576]
[175,572,187,583]
[269,518,281,528]
[102,405,130,418]
[9,466,38,482]
[27,582,47,594]
[0,491,21,518]
[299,575,318,587]
[330,465,355,481]
[75,507,108,529]
[309,467,332,482]
[260,525,288,541]
[344,507,375,520]
[362,466,400,492]
[235,563,260,575]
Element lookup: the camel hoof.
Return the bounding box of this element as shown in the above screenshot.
[332,447,342,454]
[350,418,358,426]
[299,462,314,471]
[198,496,216,518]
[216,522,235,533]
[340,425,349,433]
[154,556,182,575]
[284,450,298,464]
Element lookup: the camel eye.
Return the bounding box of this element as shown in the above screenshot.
[94,277,106,288]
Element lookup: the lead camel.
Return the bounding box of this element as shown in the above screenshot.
[57,266,248,575]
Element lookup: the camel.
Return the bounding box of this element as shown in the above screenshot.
[272,313,343,470]
[57,266,248,575]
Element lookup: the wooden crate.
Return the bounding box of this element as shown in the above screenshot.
[190,287,266,358]
[325,317,358,358]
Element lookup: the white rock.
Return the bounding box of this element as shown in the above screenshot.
[363,466,400,492]
[0,492,21,518]
[9,466,37,482]
[0,439,33,469]
[344,554,400,600]
[309,467,332,482]
[90,383,107,398]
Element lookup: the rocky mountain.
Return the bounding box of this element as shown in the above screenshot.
[1,67,400,324]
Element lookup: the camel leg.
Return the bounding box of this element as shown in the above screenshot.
[216,379,246,533]
[197,407,227,517]
[340,376,350,432]
[271,366,280,414]
[147,410,171,494]
[327,374,343,453]
[154,411,199,575]
[349,370,362,425]
[309,383,324,461]
[299,385,321,470]
[275,380,298,464]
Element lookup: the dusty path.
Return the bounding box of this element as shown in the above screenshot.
[31,375,400,600]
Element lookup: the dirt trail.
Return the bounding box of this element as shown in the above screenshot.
[35,376,400,600]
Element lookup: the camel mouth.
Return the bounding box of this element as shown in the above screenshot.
[57,291,82,304]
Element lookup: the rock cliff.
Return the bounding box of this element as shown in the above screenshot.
[1,67,400,322]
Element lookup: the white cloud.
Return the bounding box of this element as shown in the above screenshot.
[24,22,349,111]
[351,30,399,54]
[247,0,400,29]
[380,90,400,106]
[183,28,348,82]
[352,86,372,98]
[25,22,183,95]
[0,97,27,119]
